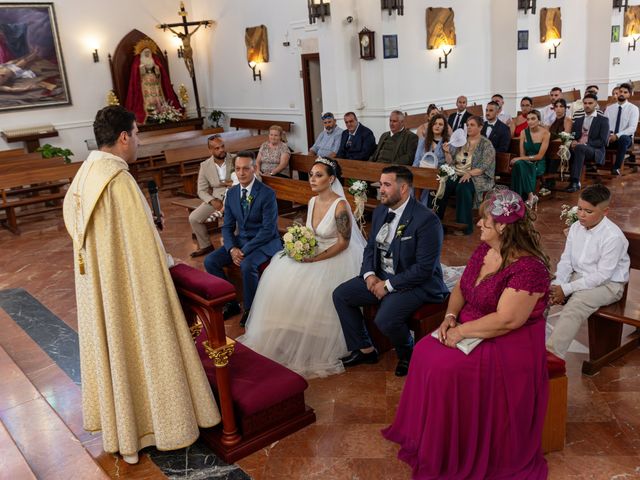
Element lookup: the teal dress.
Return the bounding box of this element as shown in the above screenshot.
[511,128,546,198]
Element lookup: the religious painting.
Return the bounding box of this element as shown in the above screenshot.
[623,6,640,38]
[612,25,621,43]
[426,7,456,50]
[245,25,269,64]
[383,35,398,59]
[539,7,562,43]
[0,3,70,112]
[518,30,529,50]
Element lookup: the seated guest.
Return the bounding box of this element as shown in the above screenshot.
[447,95,472,131]
[547,184,630,358]
[256,125,290,177]
[333,166,449,377]
[336,111,377,160]
[491,93,514,131]
[572,85,604,120]
[371,110,419,165]
[605,82,639,176]
[539,86,564,126]
[204,152,282,325]
[188,135,234,257]
[416,103,441,138]
[383,188,551,479]
[514,96,533,137]
[413,113,449,205]
[308,112,343,158]
[433,116,496,235]
[565,93,610,193]
[510,110,550,209]
[549,99,573,137]
[481,101,511,153]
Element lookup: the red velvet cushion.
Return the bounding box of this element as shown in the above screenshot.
[196,338,308,417]
[411,301,448,319]
[170,263,235,300]
[546,351,566,378]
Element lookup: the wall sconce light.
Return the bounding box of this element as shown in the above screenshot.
[438,46,452,69]
[308,0,330,24]
[92,48,99,63]
[518,0,536,15]
[628,35,638,52]
[381,0,404,16]
[177,45,184,58]
[548,40,560,59]
[613,0,628,12]
[248,61,262,81]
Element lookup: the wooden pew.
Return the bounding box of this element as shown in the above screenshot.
[0,148,26,159]
[0,163,81,234]
[174,135,269,195]
[229,118,293,134]
[0,152,44,165]
[137,125,195,139]
[531,89,581,108]
[581,231,640,375]
[135,127,223,159]
[442,104,484,119]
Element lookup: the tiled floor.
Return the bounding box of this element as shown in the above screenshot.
[1,172,639,479]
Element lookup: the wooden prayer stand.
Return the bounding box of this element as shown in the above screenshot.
[2,127,59,153]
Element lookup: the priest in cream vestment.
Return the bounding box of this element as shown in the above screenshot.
[63,106,220,463]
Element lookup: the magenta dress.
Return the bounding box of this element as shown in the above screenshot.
[382,243,550,479]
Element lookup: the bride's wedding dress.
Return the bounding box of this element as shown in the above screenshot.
[238,196,364,378]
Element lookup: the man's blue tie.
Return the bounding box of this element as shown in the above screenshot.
[614,105,622,134]
[241,188,249,214]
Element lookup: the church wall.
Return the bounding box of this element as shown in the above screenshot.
[608,5,640,92]
[0,0,201,158]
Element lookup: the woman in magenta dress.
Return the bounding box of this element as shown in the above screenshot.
[382,188,551,479]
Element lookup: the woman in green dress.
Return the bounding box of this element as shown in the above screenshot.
[510,110,550,209]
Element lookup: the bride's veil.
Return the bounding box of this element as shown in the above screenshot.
[331,179,367,250]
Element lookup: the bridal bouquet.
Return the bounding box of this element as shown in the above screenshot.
[560,204,579,226]
[432,164,457,212]
[348,179,368,232]
[556,132,575,181]
[281,223,317,261]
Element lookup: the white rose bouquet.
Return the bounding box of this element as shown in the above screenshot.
[347,179,367,232]
[560,204,579,226]
[432,164,457,212]
[281,223,317,261]
[557,132,575,181]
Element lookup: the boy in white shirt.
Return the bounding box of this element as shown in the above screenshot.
[547,184,630,358]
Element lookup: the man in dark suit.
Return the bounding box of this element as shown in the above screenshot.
[336,111,377,160]
[333,166,449,377]
[371,110,419,165]
[481,101,511,153]
[204,151,282,325]
[565,93,610,192]
[447,95,472,131]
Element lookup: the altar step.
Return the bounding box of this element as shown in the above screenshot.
[0,344,110,480]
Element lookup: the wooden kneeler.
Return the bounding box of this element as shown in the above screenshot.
[543,352,567,453]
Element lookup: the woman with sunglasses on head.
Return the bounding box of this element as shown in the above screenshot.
[432,116,495,235]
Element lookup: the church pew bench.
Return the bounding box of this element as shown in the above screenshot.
[169,264,315,463]
[442,103,484,120]
[530,89,581,109]
[174,134,269,195]
[0,163,81,234]
[0,147,26,158]
[229,118,293,135]
[137,125,195,139]
[171,196,222,233]
[581,231,640,376]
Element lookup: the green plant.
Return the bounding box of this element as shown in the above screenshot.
[208,109,225,127]
[37,144,74,164]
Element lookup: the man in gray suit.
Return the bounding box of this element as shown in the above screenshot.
[189,135,235,257]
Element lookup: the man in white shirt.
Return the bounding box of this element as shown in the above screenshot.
[491,94,513,132]
[547,184,630,358]
[604,82,639,175]
[539,87,564,127]
[188,136,234,257]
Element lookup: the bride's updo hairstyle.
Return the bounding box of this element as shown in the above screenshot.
[313,157,343,181]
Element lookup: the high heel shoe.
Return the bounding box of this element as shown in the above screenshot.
[526,194,538,211]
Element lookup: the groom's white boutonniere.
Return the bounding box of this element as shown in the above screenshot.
[246,194,254,205]
[396,223,407,239]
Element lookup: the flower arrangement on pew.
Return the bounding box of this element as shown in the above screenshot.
[432,164,457,212]
[281,223,317,262]
[348,179,368,232]
[556,132,575,181]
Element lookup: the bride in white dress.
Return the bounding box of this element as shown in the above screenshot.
[238,158,366,378]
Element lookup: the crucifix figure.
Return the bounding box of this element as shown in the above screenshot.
[158,1,214,119]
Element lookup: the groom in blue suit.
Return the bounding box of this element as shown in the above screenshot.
[204,151,281,325]
[333,166,448,376]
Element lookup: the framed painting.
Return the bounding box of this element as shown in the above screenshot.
[383,34,398,59]
[611,25,621,43]
[0,3,71,112]
[518,30,529,50]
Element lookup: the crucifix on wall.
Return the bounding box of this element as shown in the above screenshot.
[157,1,214,119]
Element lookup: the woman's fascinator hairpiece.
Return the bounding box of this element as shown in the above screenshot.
[487,188,526,224]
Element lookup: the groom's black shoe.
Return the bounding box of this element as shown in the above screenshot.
[222,301,241,320]
[341,349,379,367]
[239,309,250,328]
